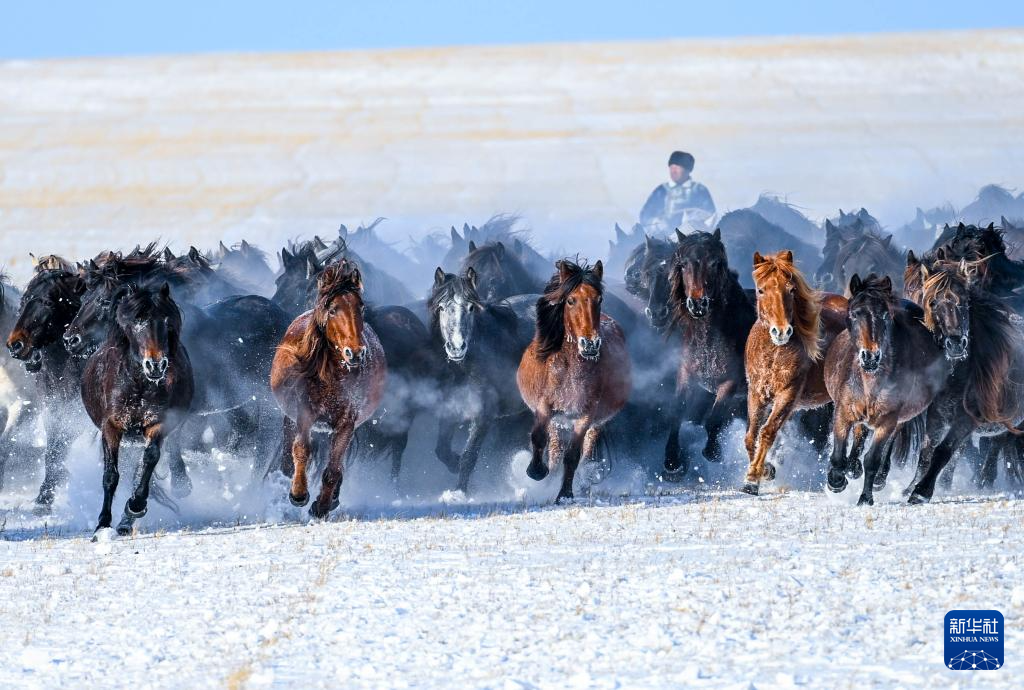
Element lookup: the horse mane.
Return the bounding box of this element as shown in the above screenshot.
[116,285,183,345]
[282,262,364,380]
[752,253,823,360]
[920,263,1024,429]
[850,273,897,308]
[428,270,518,341]
[668,231,746,329]
[535,260,602,360]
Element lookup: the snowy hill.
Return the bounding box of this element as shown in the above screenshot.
[1,30,1023,280]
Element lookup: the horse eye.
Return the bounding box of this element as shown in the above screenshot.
[567,297,576,305]
[757,288,764,295]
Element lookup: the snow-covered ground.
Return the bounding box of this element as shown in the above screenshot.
[1,486,1021,689]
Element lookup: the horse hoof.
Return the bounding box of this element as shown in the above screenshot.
[856,495,874,507]
[172,474,193,499]
[660,467,687,484]
[124,499,148,519]
[763,462,777,481]
[526,462,549,482]
[664,456,690,478]
[92,527,115,543]
[555,492,574,504]
[872,477,888,491]
[582,459,611,486]
[289,492,310,507]
[701,442,722,463]
[31,503,53,517]
[846,462,863,480]
[740,482,759,496]
[826,472,848,493]
[907,492,930,506]
[309,501,336,520]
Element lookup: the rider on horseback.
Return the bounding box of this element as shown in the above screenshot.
[639,151,716,235]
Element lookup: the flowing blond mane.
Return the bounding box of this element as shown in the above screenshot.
[752,252,823,360]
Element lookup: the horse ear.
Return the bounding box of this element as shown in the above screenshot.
[218,240,229,255]
[351,268,363,291]
[880,275,892,293]
[825,219,836,236]
[557,260,571,282]
[712,227,721,242]
[849,273,863,295]
[281,248,295,270]
[88,258,100,270]
[306,256,319,279]
[593,260,604,282]
[675,228,685,243]
[466,266,478,289]
[240,239,251,254]
[614,223,627,242]
[958,222,966,231]
[163,247,175,261]
[313,236,328,251]
[451,226,464,245]
[338,224,348,237]
[882,234,892,249]
[906,249,918,267]
[188,246,200,261]
[644,233,654,249]
[434,266,446,287]
[839,209,846,219]
[780,250,794,264]
[920,264,930,281]
[494,241,505,258]
[753,251,765,266]
[936,247,946,261]
[987,222,995,231]
[160,282,171,300]
[1002,215,1010,227]
[916,207,925,220]
[468,240,477,253]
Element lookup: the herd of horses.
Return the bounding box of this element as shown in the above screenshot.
[3,185,1024,537]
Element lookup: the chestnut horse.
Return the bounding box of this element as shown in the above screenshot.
[823,274,946,505]
[82,284,194,537]
[517,260,631,502]
[742,251,847,495]
[271,262,386,518]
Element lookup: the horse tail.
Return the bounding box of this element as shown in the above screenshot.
[889,413,926,469]
[149,482,180,515]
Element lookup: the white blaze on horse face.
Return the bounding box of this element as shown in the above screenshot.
[440,293,473,362]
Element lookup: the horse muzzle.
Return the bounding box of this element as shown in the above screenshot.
[444,342,468,363]
[342,346,368,368]
[63,332,93,357]
[943,335,969,362]
[577,336,602,361]
[142,356,169,382]
[686,295,710,318]
[644,305,670,329]
[769,324,794,346]
[23,350,43,373]
[858,348,882,373]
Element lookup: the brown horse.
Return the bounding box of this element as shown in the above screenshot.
[517,260,631,502]
[271,262,387,518]
[742,251,847,495]
[823,274,947,505]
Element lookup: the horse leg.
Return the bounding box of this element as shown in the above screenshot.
[557,420,590,503]
[116,426,165,535]
[95,420,123,534]
[663,373,692,476]
[34,409,72,511]
[526,406,552,481]
[288,414,314,507]
[908,417,975,504]
[742,392,770,495]
[858,419,896,506]
[580,424,609,485]
[434,417,459,474]
[311,420,354,519]
[163,429,192,499]
[279,416,297,478]
[903,409,948,496]
[846,424,868,480]
[873,426,897,492]
[456,417,490,494]
[744,388,798,495]
[388,425,410,487]
[702,380,737,463]
[975,436,1000,489]
[826,413,854,493]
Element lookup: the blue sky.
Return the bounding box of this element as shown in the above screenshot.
[2,1,1021,59]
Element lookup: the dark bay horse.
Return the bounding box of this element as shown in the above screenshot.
[211,240,277,298]
[271,263,387,518]
[5,259,87,509]
[429,267,531,492]
[517,260,631,502]
[823,274,946,505]
[905,260,1024,503]
[742,251,847,495]
[663,229,754,476]
[82,284,194,537]
[623,234,675,329]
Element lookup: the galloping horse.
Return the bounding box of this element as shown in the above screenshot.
[429,267,531,492]
[82,284,194,537]
[823,274,946,505]
[816,220,905,296]
[517,260,631,502]
[271,262,386,518]
[905,260,1024,503]
[663,229,754,475]
[742,251,847,495]
[6,258,86,510]
[623,234,675,329]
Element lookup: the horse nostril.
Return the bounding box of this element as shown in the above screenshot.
[158,357,168,373]
[784,325,793,338]
[9,340,23,354]
[770,327,779,337]
[343,347,354,360]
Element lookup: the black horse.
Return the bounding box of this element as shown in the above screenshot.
[210,240,277,298]
[906,260,1024,503]
[443,215,552,279]
[663,229,755,476]
[5,259,87,510]
[816,219,905,296]
[623,234,675,329]
[429,268,532,492]
[716,209,820,289]
[82,283,194,537]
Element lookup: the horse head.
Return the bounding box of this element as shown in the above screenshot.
[847,273,895,373]
[314,262,368,369]
[7,259,84,372]
[115,282,183,384]
[752,250,821,359]
[430,266,483,363]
